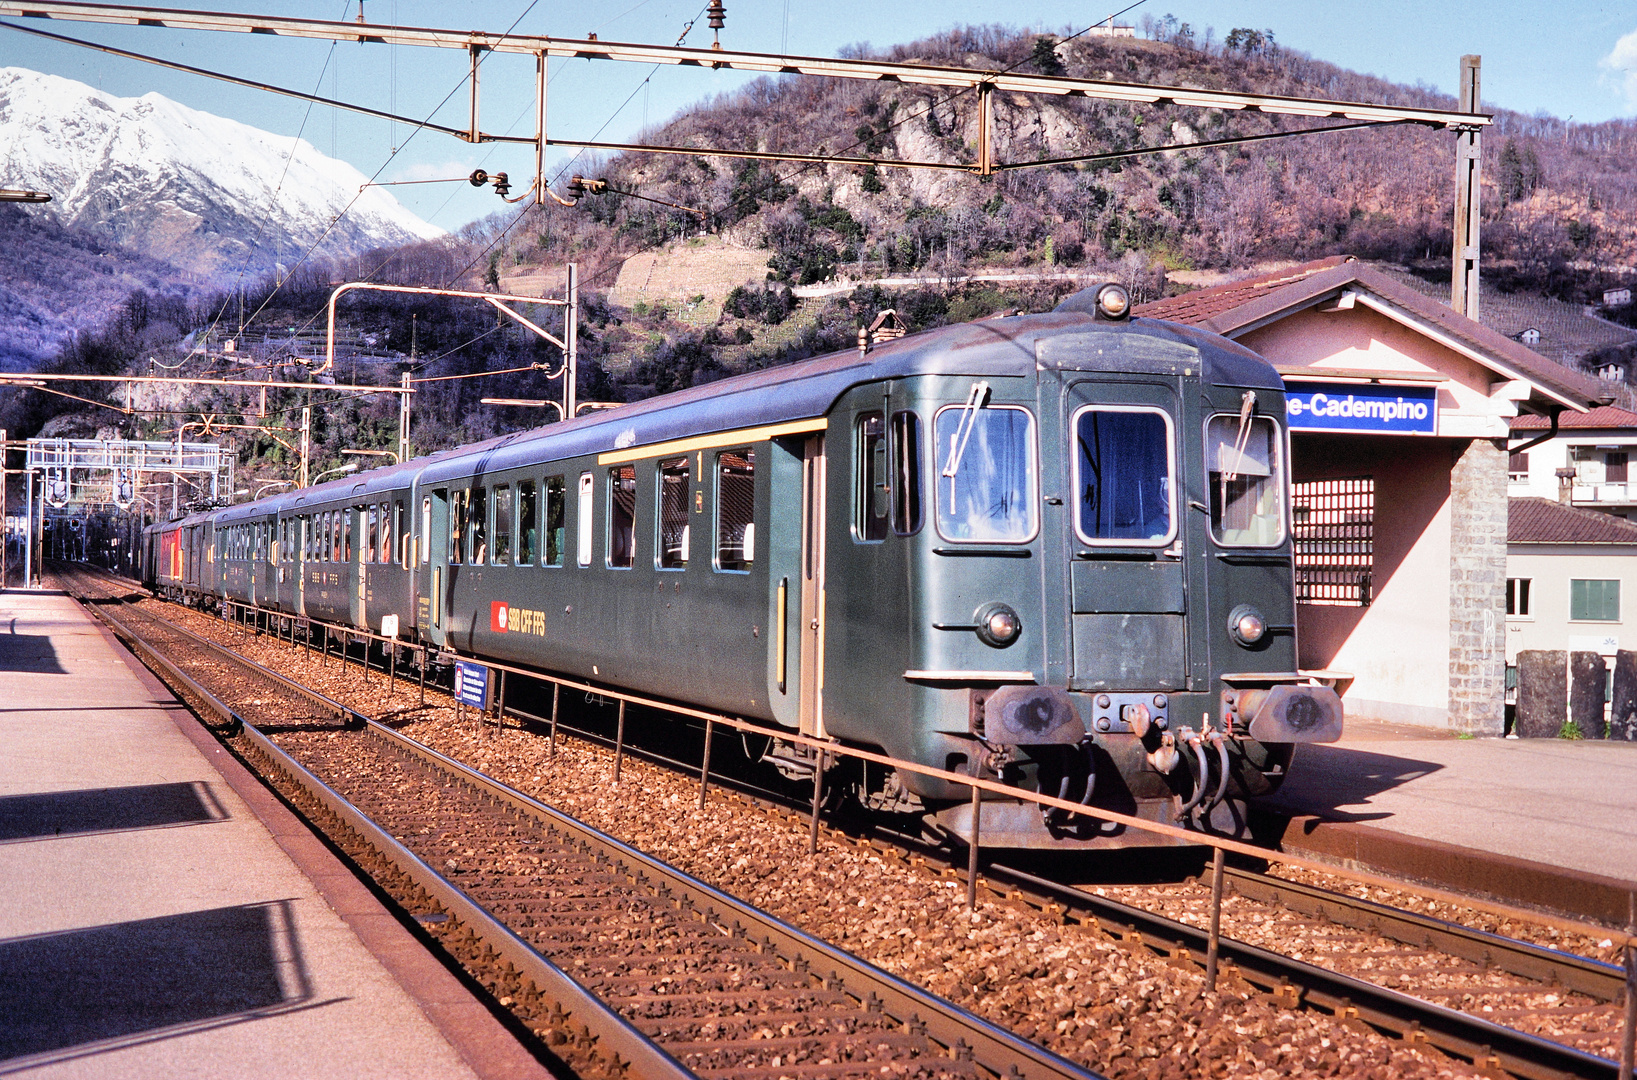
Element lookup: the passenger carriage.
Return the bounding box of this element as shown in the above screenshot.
[144,286,1342,849]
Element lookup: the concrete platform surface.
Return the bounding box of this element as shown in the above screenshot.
[0,591,490,1079]
[1264,719,1637,885]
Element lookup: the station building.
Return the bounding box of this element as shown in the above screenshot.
[1137,256,1605,733]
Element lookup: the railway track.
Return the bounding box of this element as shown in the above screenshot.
[55,565,1636,1080]
[55,565,1106,1080]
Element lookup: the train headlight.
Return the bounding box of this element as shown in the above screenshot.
[1228,604,1267,647]
[1094,283,1131,320]
[974,602,1022,648]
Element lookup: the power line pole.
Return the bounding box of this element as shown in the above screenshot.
[1451,55,1482,321]
[301,405,311,488]
[566,262,578,421]
[398,371,411,464]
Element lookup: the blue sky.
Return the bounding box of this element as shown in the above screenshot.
[2,1,1633,231]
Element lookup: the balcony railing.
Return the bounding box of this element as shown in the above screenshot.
[1570,483,1636,504]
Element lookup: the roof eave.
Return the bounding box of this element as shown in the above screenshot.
[1198,265,1601,413]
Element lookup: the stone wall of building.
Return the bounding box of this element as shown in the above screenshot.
[1448,437,1509,733]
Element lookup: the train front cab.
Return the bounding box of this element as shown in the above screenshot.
[818,314,1343,849]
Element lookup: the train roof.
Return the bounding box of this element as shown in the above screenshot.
[220,299,1279,518]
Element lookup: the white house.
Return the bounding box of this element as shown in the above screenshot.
[1510,405,1637,522]
[1506,497,1637,662]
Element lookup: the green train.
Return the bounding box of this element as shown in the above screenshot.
[145,283,1342,849]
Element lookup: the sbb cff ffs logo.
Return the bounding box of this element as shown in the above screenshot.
[490,601,547,635]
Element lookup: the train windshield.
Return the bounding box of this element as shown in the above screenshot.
[1206,413,1285,546]
[933,405,1036,543]
[1074,406,1175,545]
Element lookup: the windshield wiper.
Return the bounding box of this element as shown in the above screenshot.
[941,380,991,482]
[1220,389,1257,513]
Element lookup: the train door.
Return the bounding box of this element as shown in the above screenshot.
[421,488,449,646]
[1060,377,1188,692]
[297,514,309,617]
[798,435,827,738]
[352,504,367,629]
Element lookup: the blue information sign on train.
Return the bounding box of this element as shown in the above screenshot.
[1283,381,1438,435]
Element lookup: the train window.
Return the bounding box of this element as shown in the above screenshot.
[892,411,924,535]
[365,506,378,564]
[1073,406,1175,546]
[493,484,512,565]
[343,509,353,563]
[449,490,466,564]
[607,466,636,568]
[518,481,538,566]
[546,476,566,567]
[379,502,391,564]
[933,405,1037,543]
[1206,413,1285,547]
[470,487,489,565]
[716,449,755,572]
[658,458,689,569]
[856,413,889,542]
[576,473,593,567]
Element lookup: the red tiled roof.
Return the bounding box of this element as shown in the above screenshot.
[1511,404,1637,430]
[1509,497,1637,544]
[1133,257,1604,410]
[1136,256,1353,325]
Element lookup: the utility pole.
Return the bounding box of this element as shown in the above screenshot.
[1,429,7,588]
[566,262,578,421]
[398,371,411,464]
[1451,55,1482,321]
[23,462,33,588]
[301,405,311,488]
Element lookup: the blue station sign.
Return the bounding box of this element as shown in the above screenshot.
[454,659,490,709]
[1282,381,1438,435]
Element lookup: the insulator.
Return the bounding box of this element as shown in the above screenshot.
[707,0,726,30]
[468,169,489,187]
[565,175,587,198]
[492,172,510,196]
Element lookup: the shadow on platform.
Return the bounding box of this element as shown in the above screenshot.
[1275,743,1448,821]
[0,900,333,1071]
[0,633,67,674]
[0,782,228,844]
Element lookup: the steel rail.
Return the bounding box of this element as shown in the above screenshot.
[0,2,1492,129]
[370,719,1109,1080]
[184,593,1637,954]
[66,590,691,1080]
[68,571,1631,1080]
[1213,865,1628,1004]
[984,864,1623,1080]
[70,578,1109,1080]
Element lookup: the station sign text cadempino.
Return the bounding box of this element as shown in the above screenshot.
[1283,381,1438,435]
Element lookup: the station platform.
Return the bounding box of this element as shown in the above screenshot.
[0,589,548,1079]
[1260,719,1637,921]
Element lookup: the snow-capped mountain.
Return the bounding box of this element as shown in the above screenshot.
[0,67,443,278]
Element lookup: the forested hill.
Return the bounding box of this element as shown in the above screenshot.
[505,22,1636,300]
